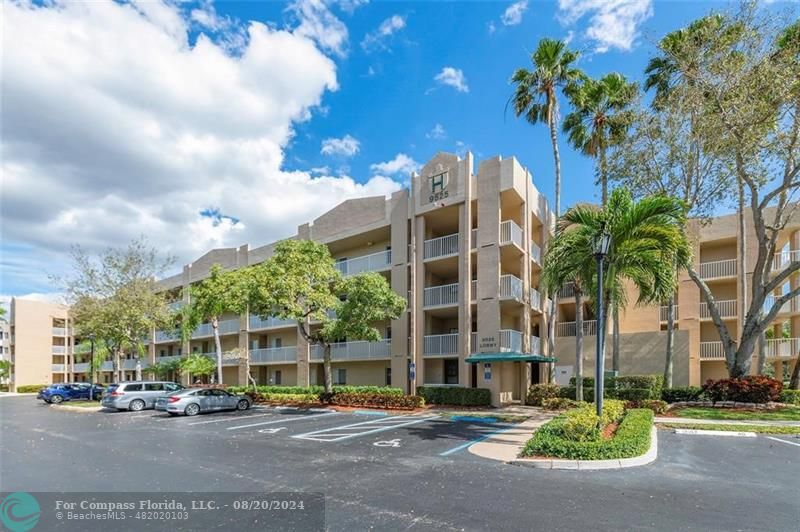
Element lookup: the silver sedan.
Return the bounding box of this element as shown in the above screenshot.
[155,388,251,416]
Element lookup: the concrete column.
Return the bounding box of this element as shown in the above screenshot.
[458,199,473,387]
[390,190,410,392]
[413,215,426,389]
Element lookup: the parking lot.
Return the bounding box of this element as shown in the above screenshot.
[1,396,799,531]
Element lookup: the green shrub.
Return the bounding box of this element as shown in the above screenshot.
[616,375,663,400]
[0,385,9,392]
[526,384,560,406]
[249,393,320,404]
[557,386,595,401]
[228,385,403,396]
[571,375,618,392]
[16,384,47,393]
[416,386,491,406]
[615,388,652,401]
[601,399,626,425]
[662,386,705,403]
[331,393,424,409]
[559,408,601,442]
[522,409,654,460]
[779,389,800,406]
[703,376,782,403]
[542,398,584,410]
[625,399,668,414]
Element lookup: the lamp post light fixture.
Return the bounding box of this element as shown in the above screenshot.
[88,333,96,401]
[592,225,612,419]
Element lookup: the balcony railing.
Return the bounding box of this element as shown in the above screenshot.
[530,335,541,355]
[52,327,66,336]
[660,305,679,322]
[250,346,297,365]
[559,283,575,298]
[334,249,391,276]
[764,294,800,316]
[700,300,737,319]
[499,329,523,352]
[192,318,240,339]
[773,249,800,271]
[52,364,65,372]
[471,279,477,301]
[73,362,88,373]
[155,329,179,343]
[699,259,737,279]
[424,283,459,307]
[765,338,800,359]
[73,343,92,355]
[51,346,66,355]
[500,220,524,248]
[197,352,239,366]
[530,288,542,311]
[424,233,459,260]
[499,274,523,301]
[311,339,391,361]
[423,333,459,357]
[699,341,726,360]
[557,320,598,337]
[155,355,182,364]
[249,314,296,331]
[530,241,542,264]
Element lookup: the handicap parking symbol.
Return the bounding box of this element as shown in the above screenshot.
[373,439,402,447]
[258,427,287,434]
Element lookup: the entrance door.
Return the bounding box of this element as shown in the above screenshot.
[444,359,459,385]
[530,362,541,385]
[471,364,477,388]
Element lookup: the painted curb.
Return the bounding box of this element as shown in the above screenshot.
[509,426,658,470]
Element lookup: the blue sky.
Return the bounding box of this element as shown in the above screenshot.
[1,0,794,304]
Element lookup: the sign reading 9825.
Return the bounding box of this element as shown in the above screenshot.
[428,171,449,203]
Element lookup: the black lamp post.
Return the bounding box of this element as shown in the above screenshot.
[88,334,96,401]
[592,225,612,418]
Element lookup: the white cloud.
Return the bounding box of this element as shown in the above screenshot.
[320,134,361,157]
[564,30,575,44]
[337,0,369,14]
[426,124,447,140]
[370,153,420,177]
[361,14,406,51]
[1,0,401,295]
[287,0,350,57]
[433,67,469,93]
[501,1,528,26]
[557,0,653,53]
[487,21,497,34]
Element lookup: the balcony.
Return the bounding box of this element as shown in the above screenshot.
[424,233,459,261]
[659,305,679,322]
[250,346,297,365]
[773,249,800,271]
[52,364,65,372]
[765,338,800,359]
[764,294,800,316]
[499,329,523,352]
[423,333,459,357]
[424,283,459,308]
[52,327,67,336]
[557,320,598,337]
[700,300,737,319]
[530,241,542,264]
[530,288,542,311]
[559,283,575,298]
[499,274,523,301]
[311,339,391,362]
[335,249,391,277]
[51,346,66,355]
[249,314,295,331]
[196,352,239,366]
[700,341,725,360]
[73,362,88,372]
[499,220,524,248]
[155,355,182,364]
[192,318,240,339]
[73,343,92,355]
[699,259,737,280]
[155,329,179,343]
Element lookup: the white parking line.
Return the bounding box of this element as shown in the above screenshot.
[187,412,278,426]
[293,414,439,442]
[766,436,800,448]
[227,412,338,431]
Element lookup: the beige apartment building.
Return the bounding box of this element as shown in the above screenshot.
[7,152,799,403]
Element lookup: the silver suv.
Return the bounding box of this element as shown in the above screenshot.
[101,381,183,411]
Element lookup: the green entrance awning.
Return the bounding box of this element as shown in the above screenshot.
[465,352,557,364]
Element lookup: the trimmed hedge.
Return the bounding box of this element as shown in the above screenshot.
[779,389,800,406]
[662,386,705,403]
[522,409,654,460]
[526,384,560,406]
[16,384,47,393]
[703,376,782,404]
[248,393,320,404]
[616,375,663,400]
[557,386,595,401]
[624,399,668,414]
[228,385,404,396]
[331,392,424,409]
[542,398,584,410]
[416,386,491,406]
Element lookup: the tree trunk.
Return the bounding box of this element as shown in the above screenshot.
[790,352,800,390]
[547,297,557,383]
[757,332,767,375]
[114,349,121,383]
[212,317,223,385]
[547,113,562,386]
[612,302,620,373]
[664,294,675,389]
[323,343,333,394]
[600,147,609,207]
[575,289,584,402]
[548,114,562,217]
[735,176,748,378]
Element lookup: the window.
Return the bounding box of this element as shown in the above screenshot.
[145,383,164,391]
[385,367,391,386]
[386,327,392,339]
[165,383,182,391]
[124,384,142,392]
[202,341,209,352]
[159,350,166,357]
[211,389,228,396]
[335,369,346,385]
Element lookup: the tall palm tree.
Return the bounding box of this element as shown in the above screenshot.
[544,189,691,396]
[510,38,583,375]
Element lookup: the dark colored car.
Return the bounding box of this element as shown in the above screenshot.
[40,383,105,404]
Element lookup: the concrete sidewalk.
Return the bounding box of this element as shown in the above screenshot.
[656,416,800,427]
[467,411,555,462]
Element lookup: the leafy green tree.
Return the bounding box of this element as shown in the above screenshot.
[0,359,11,383]
[148,358,182,381]
[179,354,216,383]
[74,339,109,388]
[510,38,583,369]
[180,264,249,385]
[249,240,406,393]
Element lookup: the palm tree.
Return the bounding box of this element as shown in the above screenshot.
[509,38,583,375]
[544,189,691,395]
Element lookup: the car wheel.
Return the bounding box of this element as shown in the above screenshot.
[236,399,250,411]
[184,403,200,416]
[49,395,63,404]
[128,399,146,412]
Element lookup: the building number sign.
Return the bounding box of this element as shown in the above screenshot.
[428,171,449,203]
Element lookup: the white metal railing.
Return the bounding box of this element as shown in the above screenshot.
[470,332,477,352]
[765,338,800,359]
[699,259,737,279]
[52,364,65,372]
[73,344,91,354]
[334,249,391,276]
[155,355,182,364]
[500,329,523,352]
[764,294,800,315]
[500,220,524,248]
[424,283,459,307]
[52,327,66,336]
[471,280,477,301]
[559,283,575,298]
[192,318,240,339]
[773,249,800,271]
[530,335,541,355]
[424,233,459,260]
[249,314,295,330]
[73,363,89,373]
[100,361,114,371]
[423,333,459,357]
[530,241,542,264]
[500,274,523,300]
[51,346,66,355]
[700,341,726,360]
[660,305,679,322]
[530,288,542,311]
[155,329,179,343]
[311,339,391,361]
[557,320,598,337]
[700,300,737,319]
[471,228,477,249]
[199,352,238,366]
[250,346,297,365]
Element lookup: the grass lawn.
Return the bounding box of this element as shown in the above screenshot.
[56,400,102,408]
[658,422,800,435]
[670,406,800,422]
